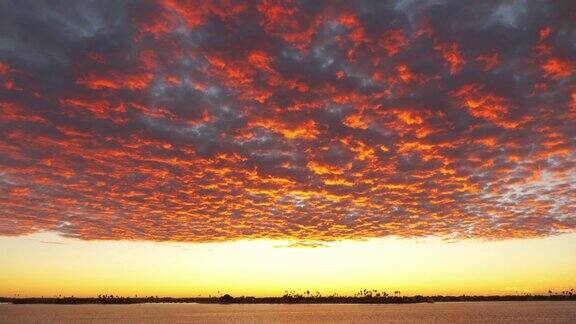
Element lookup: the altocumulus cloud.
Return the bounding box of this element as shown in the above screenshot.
[0,0,575,242]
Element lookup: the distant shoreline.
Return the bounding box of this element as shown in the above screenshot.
[2,294,575,305]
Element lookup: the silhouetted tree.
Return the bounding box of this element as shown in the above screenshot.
[219,294,234,303]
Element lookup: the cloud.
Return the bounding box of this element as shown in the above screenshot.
[38,240,68,245]
[274,241,329,249]
[0,0,574,242]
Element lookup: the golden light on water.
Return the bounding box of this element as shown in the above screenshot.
[0,0,575,299]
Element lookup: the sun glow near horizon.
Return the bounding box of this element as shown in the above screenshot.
[1,232,575,298]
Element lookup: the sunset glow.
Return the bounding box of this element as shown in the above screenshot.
[2,233,575,297]
[0,0,575,298]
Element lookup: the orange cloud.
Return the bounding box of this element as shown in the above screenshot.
[434,41,465,75]
[0,0,574,243]
[542,58,572,80]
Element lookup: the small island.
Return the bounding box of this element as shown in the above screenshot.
[3,289,574,305]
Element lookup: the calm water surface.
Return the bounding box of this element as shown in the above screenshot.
[1,301,575,323]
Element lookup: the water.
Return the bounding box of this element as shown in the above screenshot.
[1,301,575,323]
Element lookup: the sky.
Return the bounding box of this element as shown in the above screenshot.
[0,0,575,297]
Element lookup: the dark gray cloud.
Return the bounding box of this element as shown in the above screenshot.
[0,0,574,242]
